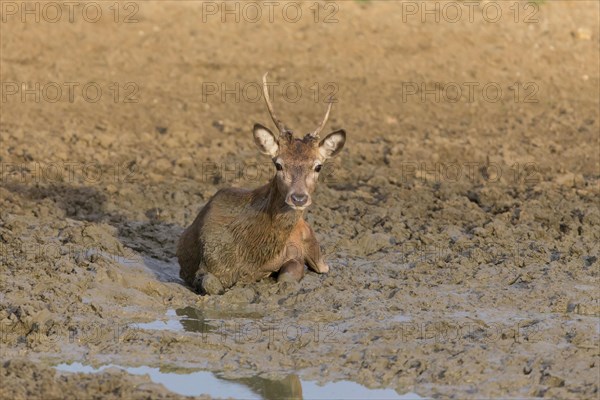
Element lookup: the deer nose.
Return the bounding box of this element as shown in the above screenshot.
[291,193,308,207]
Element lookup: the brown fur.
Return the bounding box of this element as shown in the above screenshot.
[177,75,345,295]
[177,135,337,295]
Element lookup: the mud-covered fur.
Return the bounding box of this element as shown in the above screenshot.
[177,102,345,295]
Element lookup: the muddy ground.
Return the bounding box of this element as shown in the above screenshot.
[0,1,599,399]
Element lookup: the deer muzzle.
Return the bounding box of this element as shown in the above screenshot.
[287,192,311,210]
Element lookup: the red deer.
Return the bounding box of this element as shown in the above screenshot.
[177,73,346,294]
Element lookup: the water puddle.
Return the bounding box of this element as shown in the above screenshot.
[131,309,186,331]
[55,362,423,399]
[132,306,264,334]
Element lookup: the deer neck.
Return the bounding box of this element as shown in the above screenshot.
[254,176,302,229]
[229,177,302,267]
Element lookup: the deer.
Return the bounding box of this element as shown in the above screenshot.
[176,73,346,295]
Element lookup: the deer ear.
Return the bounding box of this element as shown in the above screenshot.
[253,123,279,156]
[319,129,346,159]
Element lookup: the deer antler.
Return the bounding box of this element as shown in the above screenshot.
[262,72,287,135]
[310,97,333,139]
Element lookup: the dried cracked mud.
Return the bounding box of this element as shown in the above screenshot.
[0,1,599,399]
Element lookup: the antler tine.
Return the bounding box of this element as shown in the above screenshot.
[311,97,333,138]
[262,72,286,134]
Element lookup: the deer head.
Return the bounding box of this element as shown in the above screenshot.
[253,73,346,210]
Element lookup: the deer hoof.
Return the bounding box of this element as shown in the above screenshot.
[317,262,329,274]
[194,273,224,295]
[278,271,300,283]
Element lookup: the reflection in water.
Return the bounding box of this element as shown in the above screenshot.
[132,306,265,334]
[175,305,264,333]
[227,374,302,400]
[54,362,421,399]
[54,363,301,399]
[175,306,217,333]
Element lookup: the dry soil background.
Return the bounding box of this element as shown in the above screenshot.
[0,1,599,399]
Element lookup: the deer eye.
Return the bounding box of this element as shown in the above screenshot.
[314,164,322,173]
[274,162,283,171]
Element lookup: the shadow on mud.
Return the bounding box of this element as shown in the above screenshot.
[4,182,186,284]
[3,182,109,221]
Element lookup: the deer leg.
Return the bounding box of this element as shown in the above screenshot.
[192,268,224,295]
[277,259,305,283]
[303,223,329,274]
